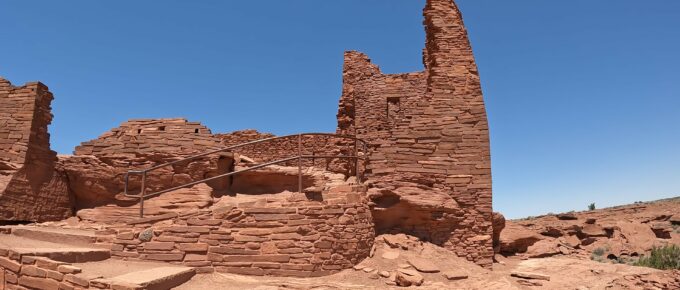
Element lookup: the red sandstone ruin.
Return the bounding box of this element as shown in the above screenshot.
[0,0,494,287]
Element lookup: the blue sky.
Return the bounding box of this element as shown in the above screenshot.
[1,1,679,219]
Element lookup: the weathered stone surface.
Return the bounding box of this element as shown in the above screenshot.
[492,212,506,254]
[499,222,544,254]
[511,271,551,281]
[336,0,493,267]
[442,270,469,280]
[557,212,578,220]
[407,257,440,273]
[0,78,72,222]
[395,268,424,287]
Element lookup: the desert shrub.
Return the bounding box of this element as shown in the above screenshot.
[592,247,606,256]
[591,247,607,262]
[633,245,680,270]
[588,203,596,211]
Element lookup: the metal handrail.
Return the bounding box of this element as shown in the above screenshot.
[123,133,368,218]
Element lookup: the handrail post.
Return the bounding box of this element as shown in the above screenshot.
[298,134,303,193]
[362,141,368,182]
[354,138,359,179]
[124,172,129,196]
[140,171,146,218]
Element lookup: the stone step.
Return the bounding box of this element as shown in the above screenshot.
[75,260,195,290]
[0,234,110,263]
[3,225,101,247]
[109,266,196,290]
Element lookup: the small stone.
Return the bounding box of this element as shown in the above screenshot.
[363,267,374,273]
[138,228,154,242]
[379,271,390,278]
[442,271,468,280]
[395,268,424,287]
[511,271,551,281]
[353,265,365,271]
[517,279,543,287]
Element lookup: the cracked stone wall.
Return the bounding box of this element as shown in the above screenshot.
[0,77,72,222]
[336,0,493,267]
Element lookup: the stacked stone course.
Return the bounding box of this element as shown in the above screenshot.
[106,185,374,277]
[0,77,72,222]
[74,118,220,156]
[336,0,493,267]
[216,130,359,172]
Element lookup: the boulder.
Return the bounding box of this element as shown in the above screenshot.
[525,239,561,258]
[560,235,581,249]
[670,215,680,225]
[499,222,544,254]
[395,269,424,287]
[579,224,609,238]
[492,212,506,253]
[557,212,578,220]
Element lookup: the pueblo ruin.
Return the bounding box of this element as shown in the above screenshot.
[1,0,507,288]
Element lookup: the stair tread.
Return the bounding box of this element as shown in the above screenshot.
[75,260,195,288]
[110,266,195,285]
[0,235,110,262]
[0,234,102,252]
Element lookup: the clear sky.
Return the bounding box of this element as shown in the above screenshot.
[1,1,679,219]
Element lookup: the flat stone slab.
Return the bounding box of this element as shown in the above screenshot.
[511,271,551,281]
[0,234,110,262]
[407,257,440,273]
[108,266,195,290]
[442,270,468,280]
[8,226,100,247]
[381,251,400,260]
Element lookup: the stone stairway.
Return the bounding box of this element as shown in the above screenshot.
[0,226,195,289]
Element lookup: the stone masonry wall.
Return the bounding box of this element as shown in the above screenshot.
[0,247,111,290]
[107,185,374,277]
[0,77,72,222]
[336,0,493,267]
[74,118,221,157]
[215,130,358,172]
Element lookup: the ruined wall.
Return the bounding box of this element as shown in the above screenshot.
[65,119,234,212]
[336,0,493,267]
[74,118,220,157]
[0,78,72,222]
[107,185,374,277]
[216,130,359,172]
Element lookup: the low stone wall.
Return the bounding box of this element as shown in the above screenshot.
[216,130,359,173]
[0,251,108,290]
[109,185,375,277]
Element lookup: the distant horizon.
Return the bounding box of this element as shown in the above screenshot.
[2,0,679,219]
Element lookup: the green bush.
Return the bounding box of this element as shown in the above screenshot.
[588,203,596,211]
[633,245,680,270]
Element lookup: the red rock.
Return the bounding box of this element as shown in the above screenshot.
[499,222,544,254]
[0,79,72,223]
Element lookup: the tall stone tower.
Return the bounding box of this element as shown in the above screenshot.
[336,0,493,267]
[0,78,73,222]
